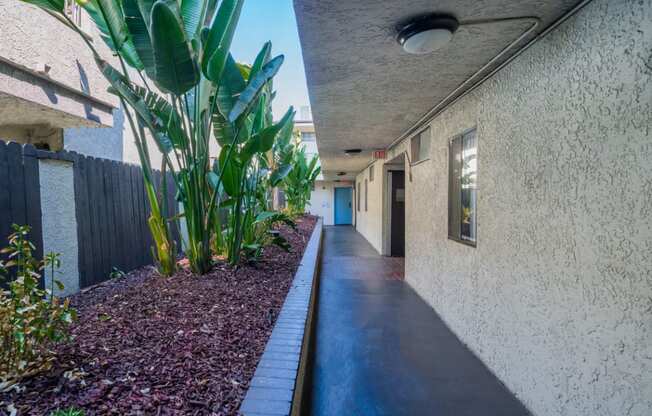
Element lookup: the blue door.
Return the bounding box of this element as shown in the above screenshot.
[334,187,353,225]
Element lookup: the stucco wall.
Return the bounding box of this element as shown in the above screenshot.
[354,161,384,253]
[399,0,651,415]
[39,159,80,296]
[64,107,125,161]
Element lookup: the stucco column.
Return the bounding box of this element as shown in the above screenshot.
[38,158,80,296]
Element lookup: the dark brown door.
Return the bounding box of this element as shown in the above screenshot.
[390,171,405,257]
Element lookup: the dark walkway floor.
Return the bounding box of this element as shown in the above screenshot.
[307,226,529,416]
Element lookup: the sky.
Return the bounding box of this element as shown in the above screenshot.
[230,0,311,120]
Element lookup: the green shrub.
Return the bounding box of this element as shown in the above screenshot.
[51,408,85,416]
[0,225,76,386]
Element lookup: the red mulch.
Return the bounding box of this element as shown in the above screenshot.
[0,216,317,416]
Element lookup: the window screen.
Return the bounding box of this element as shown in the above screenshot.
[411,127,431,163]
[364,179,368,211]
[357,182,361,212]
[448,129,477,245]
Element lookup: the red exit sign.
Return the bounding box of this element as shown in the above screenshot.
[373,150,386,160]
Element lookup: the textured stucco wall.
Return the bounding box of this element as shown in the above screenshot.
[399,1,652,415]
[354,161,384,253]
[64,107,125,161]
[0,1,117,107]
[39,159,80,296]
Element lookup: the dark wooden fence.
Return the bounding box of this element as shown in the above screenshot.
[0,142,43,285]
[0,142,181,289]
[70,151,181,288]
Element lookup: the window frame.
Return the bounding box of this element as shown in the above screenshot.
[448,127,478,247]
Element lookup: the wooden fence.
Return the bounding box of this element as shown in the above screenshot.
[0,142,43,285]
[0,143,181,289]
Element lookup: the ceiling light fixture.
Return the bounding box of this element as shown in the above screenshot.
[397,14,459,55]
[344,148,362,156]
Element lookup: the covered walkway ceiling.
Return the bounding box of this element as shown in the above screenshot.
[293,0,583,176]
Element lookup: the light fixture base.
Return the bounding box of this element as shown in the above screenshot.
[397,14,459,55]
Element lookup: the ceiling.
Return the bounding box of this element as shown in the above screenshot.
[293,0,582,175]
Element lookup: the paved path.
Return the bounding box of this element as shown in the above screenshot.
[307,226,530,416]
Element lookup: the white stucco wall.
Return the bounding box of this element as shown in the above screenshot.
[354,161,384,253]
[39,159,80,296]
[396,1,651,415]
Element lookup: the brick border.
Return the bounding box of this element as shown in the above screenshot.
[240,218,323,416]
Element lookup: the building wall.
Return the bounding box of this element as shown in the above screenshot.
[354,161,384,253]
[397,1,651,415]
[64,108,125,161]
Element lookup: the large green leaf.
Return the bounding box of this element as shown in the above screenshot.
[18,0,63,12]
[98,58,174,153]
[150,0,200,95]
[270,164,292,187]
[202,0,243,81]
[249,106,294,155]
[228,54,284,123]
[218,145,242,197]
[180,0,203,40]
[123,0,155,75]
[94,0,129,51]
[213,54,245,146]
[249,41,271,82]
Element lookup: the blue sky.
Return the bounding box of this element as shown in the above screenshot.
[230,0,310,120]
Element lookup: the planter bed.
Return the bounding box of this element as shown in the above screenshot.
[0,216,317,416]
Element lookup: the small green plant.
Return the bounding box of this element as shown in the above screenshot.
[242,211,296,261]
[0,225,76,386]
[109,267,126,279]
[51,408,85,416]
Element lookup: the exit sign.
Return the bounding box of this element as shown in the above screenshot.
[373,150,386,160]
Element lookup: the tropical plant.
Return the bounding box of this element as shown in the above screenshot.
[282,145,321,215]
[20,0,295,273]
[51,408,85,416]
[0,225,76,388]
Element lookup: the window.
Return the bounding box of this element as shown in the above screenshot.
[411,126,431,163]
[369,165,374,182]
[65,0,83,26]
[357,182,361,211]
[364,179,368,211]
[448,129,477,245]
[301,132,316,142]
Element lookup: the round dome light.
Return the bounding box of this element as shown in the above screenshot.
[397,15,459,55]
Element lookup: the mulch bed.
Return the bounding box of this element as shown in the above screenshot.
[1,215,317,416]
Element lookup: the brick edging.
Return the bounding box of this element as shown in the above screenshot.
[240,218,323,416]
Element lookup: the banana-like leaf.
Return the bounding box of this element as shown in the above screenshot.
[270,164,292,187]
[131,84,184,148]
[228,55,284,123]
[213,54,246,146]
[202,0,243,81]
[98,58,174,153]
[218,145,242,197]
[180,0,203,40]
[243,106,294,157]
[94,0,129,51]
[123,0,155,76]
[249,41,271,82]
[18,0,63,12]
[150,0,200,95]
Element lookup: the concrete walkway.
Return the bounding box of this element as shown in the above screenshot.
[307,226,529,416]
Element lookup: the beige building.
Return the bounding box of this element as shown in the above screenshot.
[294,0,651,415]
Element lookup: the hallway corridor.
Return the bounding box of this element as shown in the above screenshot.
[307,226,529,416]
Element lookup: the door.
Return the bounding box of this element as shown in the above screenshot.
[334,187,353,225]
[390,171,405,256]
